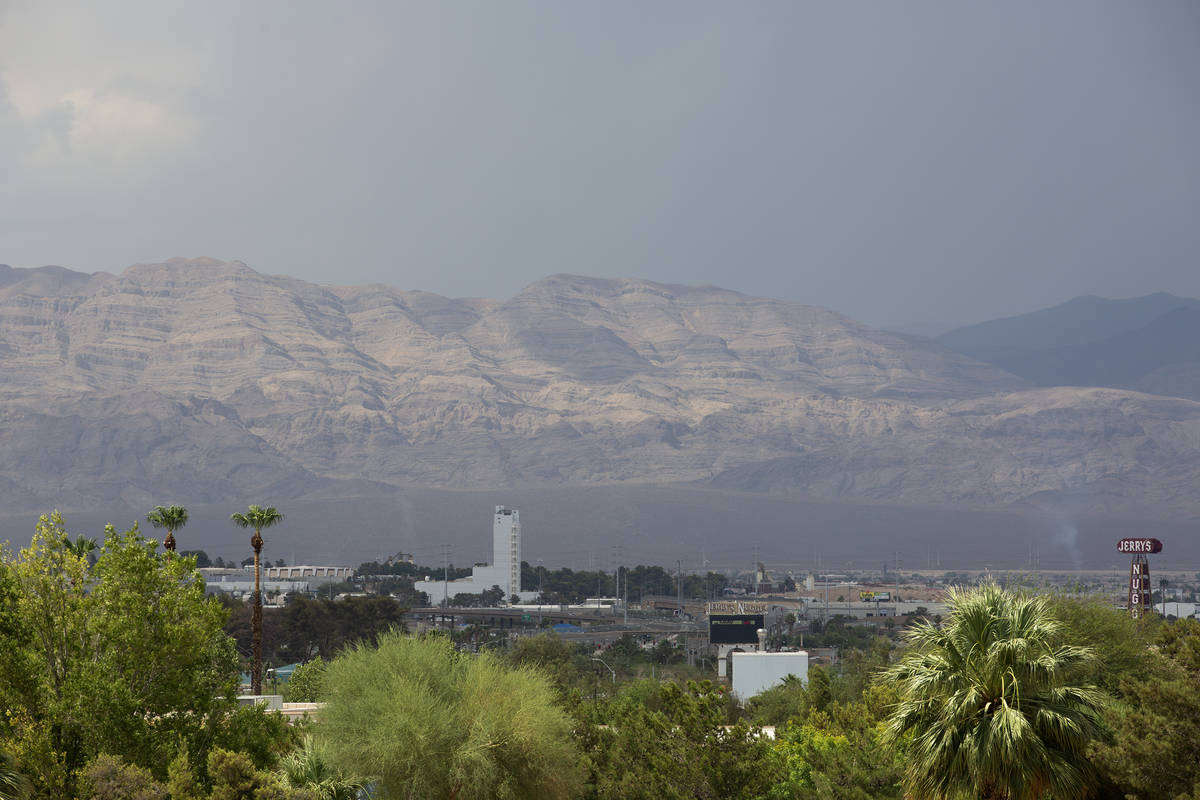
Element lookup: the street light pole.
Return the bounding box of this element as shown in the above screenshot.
[591,656,616,684]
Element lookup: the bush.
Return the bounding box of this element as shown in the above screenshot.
[320,632,582,799]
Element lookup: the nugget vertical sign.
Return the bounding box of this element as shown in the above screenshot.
[1118,538,1162,620]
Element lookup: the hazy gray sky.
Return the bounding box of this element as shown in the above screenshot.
[2,1,1197,329]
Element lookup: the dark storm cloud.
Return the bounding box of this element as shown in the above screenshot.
[2,1,1197,329]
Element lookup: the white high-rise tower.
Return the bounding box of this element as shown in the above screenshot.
[493,506,520,597]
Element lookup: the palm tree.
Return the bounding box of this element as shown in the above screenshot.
[230,504,284,695]
[65,534,98,564]
[883,582,1105,800]
[277,736,366,800]
[146,504,189,553]
[0,747,32,800]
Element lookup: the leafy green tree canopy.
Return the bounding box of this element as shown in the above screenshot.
[282,660,327,703]
[1088,618,1200,799]
[579,679,781,800]
[0,512,241,795]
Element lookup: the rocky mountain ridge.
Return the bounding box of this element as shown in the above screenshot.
[2,258,1198,519]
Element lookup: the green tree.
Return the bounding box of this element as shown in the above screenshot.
[4,512,100,790]
[504,633,585,694]
[773,718,902,799]
[202,704,299,777]
[1047,593,1157,695]
[166,748,204,800]
[230,505,285,695]
[0,557,37,731]
[883,583,1106,800]
[0,513,244,795]
[806,664,832,713]
[769,682,903,800]
[748,671,832,728]
[320,631,581,800]
[282,660,327,703]
[747,673,807,727]
[579,679,782,800]
[181,550,213,568]
[82,525,240,769]
[146,504,189,554]
[1087,618,1200,799]
[224,594,409,666]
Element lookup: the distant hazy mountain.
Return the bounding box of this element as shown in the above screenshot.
[2,258,1199,522]
[938,293,1200,361]
[938,293,1200,401]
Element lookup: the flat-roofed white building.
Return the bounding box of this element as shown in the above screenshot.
[262,565,353,581]
[731,651,810,702]
[1156,601,1198,618]
[201,565,352,591]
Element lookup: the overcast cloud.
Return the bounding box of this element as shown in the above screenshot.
[1,1,1197,330]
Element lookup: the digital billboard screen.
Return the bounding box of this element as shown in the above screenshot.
[709,614,764,645]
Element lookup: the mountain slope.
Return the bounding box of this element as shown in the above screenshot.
[1,258,1198,519]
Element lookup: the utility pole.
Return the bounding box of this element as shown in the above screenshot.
[822,575,828,626]
[752,544,760,596]
[440,544,451,611]
[893,549,900,600]
[677,559,683,615]
[622,565,628,625]
[610,544,618,597]
[610,543,625,624]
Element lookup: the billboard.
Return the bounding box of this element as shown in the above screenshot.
[707,601,768,614]
[709,614,764,644]
[859,591,891,602]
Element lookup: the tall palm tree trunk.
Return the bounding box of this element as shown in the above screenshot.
[252,531,263,695]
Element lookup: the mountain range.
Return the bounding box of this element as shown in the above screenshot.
[938,293,1200,401]
[2,257,1199,544]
